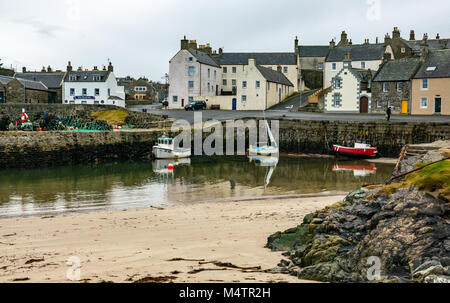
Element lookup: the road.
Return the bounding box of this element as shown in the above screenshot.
[268,90,318,111]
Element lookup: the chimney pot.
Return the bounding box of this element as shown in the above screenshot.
[410,30,416,41]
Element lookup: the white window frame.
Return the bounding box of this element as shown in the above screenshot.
[317,63,323,70]
[188,66,195,76]
[332,63,337,70]
[242,95,247,103]
[95,88,100,96]
[422,79,429,90]
[223,67,227,74]
[242,81,247,89]
[383,83,389,93]
[256,81,260,89]
[173,96,178,103]
[188,81,194,90]
[70,88,75,96]
[420,97,428,108]
[232,67,237,74]
[283,67,288,73]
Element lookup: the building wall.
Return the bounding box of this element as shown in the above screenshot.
[221,63,298,92]
[325,65,369,113]
[324,60,382,89]
[63,73,125,108]
[169,50,222,109]
[300,57,326,71]
[411,78,450,115]
[371,81,411,114]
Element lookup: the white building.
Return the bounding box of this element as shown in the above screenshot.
[324,32,394,89]
[62,62,126,108]
[324,55,374,113]
[169,44,222,109]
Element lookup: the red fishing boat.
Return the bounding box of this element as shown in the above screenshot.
[333,143,378,158]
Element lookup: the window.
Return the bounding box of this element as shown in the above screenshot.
[70,88,75,96]
[242,95,247,103]
[283,67,288,73]
[108,89,111,97]
[317,63,323,70]
[421,97,428,108]
[188,81,194,90]
[426,66,437,72]
[232,79,236,87]
[81,101,87,105]
[223,79,227,86]
[256,81,260,89]
[242,81,247,89]
[94,100,99,105]
[208,68,211,78]
[401,48,406,54]
[93,75,101,81]
[334,78,342,89]
[383,83,389,92]
[232,67,236,74]
[188,66,195,76]
[173,96,178,103]
[208,82,210,92]
[95,88,100,96]
[189,96,194,102]
[188,57,193,62]
[82,88,87,96]
[223,67,227,74]
[397,82,403,92]
[361,62,366,69]
[332,63,337,70]
[333,93,342,107]
[422,79,428,90]
[214,70,217,79]
[69,76,77,81]
[69,100,75,104]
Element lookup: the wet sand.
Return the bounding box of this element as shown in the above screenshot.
[0,195,345,283]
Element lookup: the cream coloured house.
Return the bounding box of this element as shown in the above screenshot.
[197,58,293,110]
[169,46,222,109]
[324,55,374,113]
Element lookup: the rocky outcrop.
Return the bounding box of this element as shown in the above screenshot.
[268,142,450,283]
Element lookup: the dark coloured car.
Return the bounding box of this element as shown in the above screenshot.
[162,100,169,108]
[185,101,207,111]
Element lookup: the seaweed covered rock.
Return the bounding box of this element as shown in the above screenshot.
[268,142,450,283]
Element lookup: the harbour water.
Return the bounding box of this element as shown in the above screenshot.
[0,156,395,218]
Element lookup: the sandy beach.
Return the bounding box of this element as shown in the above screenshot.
[0,194,345,283]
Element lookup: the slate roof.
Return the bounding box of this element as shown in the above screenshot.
[0,75,47,90]
[0,75,13,85]
[414,50,450,79]
[326,44,386,62]
[64,71,110,82]
[298,46,330,57]
[214,52,297,65]
[405,39,450,55]
[15,72,65,89]
[188,49,220,68]
[256,65,293,86]
[373,58,422,82]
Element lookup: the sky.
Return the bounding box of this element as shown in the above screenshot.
[0,0,449,82]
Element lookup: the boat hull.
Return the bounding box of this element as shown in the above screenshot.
[333,145,378,158]
[153,146,191,159]
[248,147,279,156]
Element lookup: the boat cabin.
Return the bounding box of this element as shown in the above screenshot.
[157,137,174,146]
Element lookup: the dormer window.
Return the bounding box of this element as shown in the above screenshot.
[69,76,77,81]
[93,75,101,81]
[188,57,194,62]
[426,66,436,72]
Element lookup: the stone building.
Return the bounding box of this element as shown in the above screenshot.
[0,75,50,104]
[411,50,450,116]
[372,57,421,114]
[324,54,375,113]
[15,66,65,103]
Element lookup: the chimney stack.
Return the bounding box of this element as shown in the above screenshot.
[436,33,440,39]
[294,36,299,56]
[339,31,349,45]
[383,53,392,62]
[376,37,379,44]
[392,27,401,39]
[67,61,73,72]
[181,35,189,50]
[329,39,335,49]
[22,67,26,73]
[410,30,416,41]
[41,66,46,72]
[93,66,98,71]
[47,65,52,73]
[420,34,430,61]
[343,52,352,67]
[384,33,391,44]
[188,40,197,50]
[277,65,282,73]
[219,48,223,55]
[108,62,114,72]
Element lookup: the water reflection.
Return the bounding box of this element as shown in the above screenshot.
[0,157,395,218]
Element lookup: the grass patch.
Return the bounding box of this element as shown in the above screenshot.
[380,160,450,196]
[91,110,129,125]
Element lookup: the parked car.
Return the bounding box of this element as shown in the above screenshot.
[185,101,207,111]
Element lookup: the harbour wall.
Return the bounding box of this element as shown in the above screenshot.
[0,120,449,168]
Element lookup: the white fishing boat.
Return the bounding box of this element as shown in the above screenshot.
[248,120,279,156]
[152,136,191,159]
[248,155,279,189]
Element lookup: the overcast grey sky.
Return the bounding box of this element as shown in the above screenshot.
[0,0,449,81]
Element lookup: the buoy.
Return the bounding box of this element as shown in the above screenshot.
[168,164,174,171]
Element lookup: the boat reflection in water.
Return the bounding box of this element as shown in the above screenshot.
[248,156,279,189]
[152,158,192,174]
[332,163,377,177]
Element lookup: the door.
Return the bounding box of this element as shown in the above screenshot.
[435,97,442,114]
[0,92,4,103]
[401,100,408,114]
[181,99,184,108]
[279,88,282,103]
[232,98,237,110]
[360,97,369,113]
